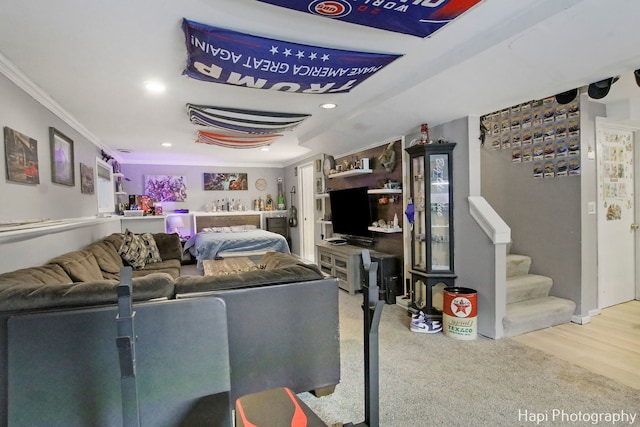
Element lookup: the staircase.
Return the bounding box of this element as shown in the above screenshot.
[503,252,576,337]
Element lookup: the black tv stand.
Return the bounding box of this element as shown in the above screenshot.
[325,237,347,245]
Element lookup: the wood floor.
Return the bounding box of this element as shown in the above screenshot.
[513,300,640,390]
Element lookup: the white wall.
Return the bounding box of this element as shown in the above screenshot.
[0,219,121,273]
[118,163,286,214]
[428,117,502,338]
[0,73,105,222]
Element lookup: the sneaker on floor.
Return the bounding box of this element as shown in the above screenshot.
[410,318,442,334]
[410,310,426,323]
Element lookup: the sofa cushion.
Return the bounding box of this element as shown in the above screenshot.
[0,264,73,288]
[174,263,323,294]
[119,229,149,269]
[259,251,304,270]
[46,251,104,283]
[152,232,182,261]
[133,259,181,280]
[84,240,124,274]
[140,233,162,264]
[103,232,125,253]
[0,273,175,312]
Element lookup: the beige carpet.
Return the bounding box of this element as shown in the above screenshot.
[300,292,640,427]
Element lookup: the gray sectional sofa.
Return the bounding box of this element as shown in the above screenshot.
[0,232,340,426]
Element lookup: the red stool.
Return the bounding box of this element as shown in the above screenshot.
[235,387,327,427]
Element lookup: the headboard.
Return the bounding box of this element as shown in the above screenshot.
[195,214,261,233]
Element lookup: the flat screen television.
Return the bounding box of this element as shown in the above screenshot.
[328,186,374,240]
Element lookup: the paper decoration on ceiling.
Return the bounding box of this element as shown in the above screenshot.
[255,0,481,38]
[196,130,282,149]
[182,18,401,94]
[187,104,309,134]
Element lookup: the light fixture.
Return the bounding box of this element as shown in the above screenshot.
[144,80,166,93]
[320,103,337,109]
[260,146,270,151]
[555,88,578,104]
[161,142,172,147]
[588,76,619,100]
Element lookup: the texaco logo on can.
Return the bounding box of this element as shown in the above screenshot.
[451,296,473,318]
[308,0,352,18]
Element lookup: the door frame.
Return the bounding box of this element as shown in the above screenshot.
[595,118,640,307]
[297,161,316,262]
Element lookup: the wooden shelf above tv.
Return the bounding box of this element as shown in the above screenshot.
[328,169,372,178]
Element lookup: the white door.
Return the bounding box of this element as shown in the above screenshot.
[596,122,637,308]
[298,162,316,262]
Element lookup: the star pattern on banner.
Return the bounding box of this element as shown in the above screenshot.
[269,45,330,61]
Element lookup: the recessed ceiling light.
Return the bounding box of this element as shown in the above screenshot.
[144,80,166,93]
[161,142,172,147]
[320,103,337,109]
[260,146,270,151]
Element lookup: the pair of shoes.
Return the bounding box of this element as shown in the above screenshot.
[410,317,442,334]
[411,310,425,323]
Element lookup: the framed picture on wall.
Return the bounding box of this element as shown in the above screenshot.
[144,175,187,201]
[4,126,39,184]
[49,127,75,186]
[203,172,248,190]
[80,162,94,194]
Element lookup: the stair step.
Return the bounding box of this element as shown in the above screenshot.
[506,274,553,304]
[507,254,532,277]
[503,296,576,337]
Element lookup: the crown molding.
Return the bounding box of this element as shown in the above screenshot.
[0,51,110,153]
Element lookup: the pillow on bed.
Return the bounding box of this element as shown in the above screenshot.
[230,225,249,232]
[203,226,232,233]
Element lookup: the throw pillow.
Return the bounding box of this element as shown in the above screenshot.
[118,229,149,269]
[140,233,163,264]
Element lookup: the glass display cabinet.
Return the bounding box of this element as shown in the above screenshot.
[405,142,456,316]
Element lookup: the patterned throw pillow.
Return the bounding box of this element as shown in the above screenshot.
[118,229,149,269]
[140,233,163,264]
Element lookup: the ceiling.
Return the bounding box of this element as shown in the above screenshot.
[1,0,640,167]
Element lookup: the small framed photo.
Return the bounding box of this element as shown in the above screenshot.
[4,126,39,185]
[80,162,94,194]
[50,127,75,186]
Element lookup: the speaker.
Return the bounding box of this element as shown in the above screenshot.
[368,253,399,304]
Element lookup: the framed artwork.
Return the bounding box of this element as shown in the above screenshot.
[80,162,94,194]
[50,127,74,186]
[144,175,187,201]
[4,126,39,184]
[203,172,248,191]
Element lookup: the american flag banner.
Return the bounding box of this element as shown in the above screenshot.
[182,18,401,94]
[196,130,282,149]
[187,104,310,134]
[255,0,482,38]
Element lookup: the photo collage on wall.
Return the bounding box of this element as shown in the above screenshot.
[597,127,633,221]
[481,96,581,178]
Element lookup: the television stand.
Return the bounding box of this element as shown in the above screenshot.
[316,242,399,298]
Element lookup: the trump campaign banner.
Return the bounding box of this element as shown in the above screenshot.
[182,18,401,94]
[256,0,482,37]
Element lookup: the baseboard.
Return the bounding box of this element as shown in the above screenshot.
[571,308,601,325]
[571,315,590,324]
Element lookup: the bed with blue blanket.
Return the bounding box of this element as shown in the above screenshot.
[184,213,290,269]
